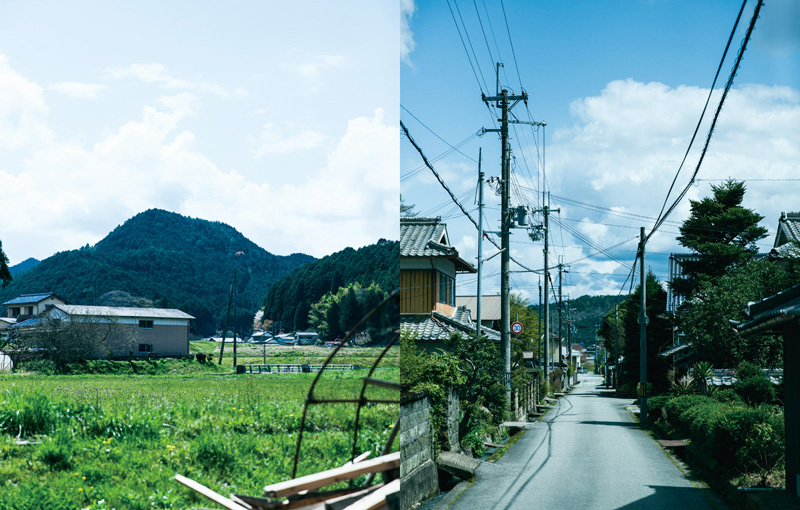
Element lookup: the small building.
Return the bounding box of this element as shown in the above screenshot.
[294,331,319,345]
[0,317,16,340]
[3,292,68,321]
[40,304,194,357]
[455,295,501,331]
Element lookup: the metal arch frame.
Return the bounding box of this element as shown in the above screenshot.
[291,289,400,479]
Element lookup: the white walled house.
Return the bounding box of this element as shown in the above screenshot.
[3,293,68,321]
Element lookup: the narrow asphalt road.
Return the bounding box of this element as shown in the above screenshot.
[445,374,727,510]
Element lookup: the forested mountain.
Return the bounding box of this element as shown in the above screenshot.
[0,209,314,335]
[262,239,399,331]
[9,258,39,277]
[567,294,628,346]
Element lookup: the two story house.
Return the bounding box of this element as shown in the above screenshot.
[400,217,499,350]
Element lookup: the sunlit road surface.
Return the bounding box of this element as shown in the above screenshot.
[447,374,726,510]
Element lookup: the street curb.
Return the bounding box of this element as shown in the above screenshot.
[431,479,472,510]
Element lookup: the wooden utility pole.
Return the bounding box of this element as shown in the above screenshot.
[639,227,648,425]
[483,82,527,405]
[476,149,484,337]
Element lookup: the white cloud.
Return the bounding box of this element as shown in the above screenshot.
[506,79,800,296]
[1,71,397,261]
[105,63,232,97]
[49,81,106,99]
[0,52,53,151]
[400,0,417,65]
[293,55,346,93]
[254,122,327,156]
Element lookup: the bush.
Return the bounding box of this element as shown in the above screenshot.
[663,395,714,435]
[735,376,775,405]
[646,395,672,423]
[617,381,638,399]
[712,388,742,404]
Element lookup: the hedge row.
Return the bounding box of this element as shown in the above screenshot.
[653,394,784,479]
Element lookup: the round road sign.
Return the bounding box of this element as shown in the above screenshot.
[511,321,523,335]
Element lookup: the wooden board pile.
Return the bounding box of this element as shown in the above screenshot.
[175,451,400,510]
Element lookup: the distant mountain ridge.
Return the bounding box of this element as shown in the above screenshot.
[0,209,314,335]
[9,258,40,277]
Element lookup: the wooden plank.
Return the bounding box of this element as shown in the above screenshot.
[263,452,401,498]
[340,479,399,510]
[174,474,251,510]
[343,451,372,467]
[324,486,383,510]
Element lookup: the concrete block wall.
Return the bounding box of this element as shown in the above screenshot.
[400,394,438,509]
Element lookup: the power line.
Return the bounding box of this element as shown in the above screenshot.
[647,0,764,243]
[402,120,540,275]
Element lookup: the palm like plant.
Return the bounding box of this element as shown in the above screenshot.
[693,361,714,396]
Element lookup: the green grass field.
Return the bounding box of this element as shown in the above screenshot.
[0,346,398,510]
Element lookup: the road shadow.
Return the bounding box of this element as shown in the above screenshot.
[577,420,639,428]
[614,484,727,510]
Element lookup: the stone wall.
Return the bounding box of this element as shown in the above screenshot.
[400,393,438,509]
[445,386,460,452]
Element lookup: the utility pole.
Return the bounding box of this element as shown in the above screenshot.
[232,266,238,368]
[614,303,619,396]
[483,78,527,406]
[639,227,648,426]
[538,278,542,368]
[476,150,484,337]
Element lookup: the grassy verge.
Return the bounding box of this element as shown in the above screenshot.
[0,348,398,510]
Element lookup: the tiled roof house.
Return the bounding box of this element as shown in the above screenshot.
[400,217,499,349]
[770,211,800,264]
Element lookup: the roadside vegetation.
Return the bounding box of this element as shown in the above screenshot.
[596,180,797,495]
[0,346,398,510]
[647,361,784,490]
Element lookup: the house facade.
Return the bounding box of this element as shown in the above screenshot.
[400,217,499,350]
[3,293,68,321]
[40,304,193,357]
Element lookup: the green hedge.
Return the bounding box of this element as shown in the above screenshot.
[658,394,784,481]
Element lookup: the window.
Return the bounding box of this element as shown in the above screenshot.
[438,272,455,305]
[138,320,154,329]
[138,343,153,353]
[10,307,20,317]
[24,306,33,315]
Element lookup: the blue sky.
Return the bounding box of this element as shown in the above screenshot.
[401,0,800,301]
[0,1,399,264]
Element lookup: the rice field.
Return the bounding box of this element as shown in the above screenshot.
[0,346,398,510]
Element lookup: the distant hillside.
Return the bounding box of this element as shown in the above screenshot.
[10,258,39,277]
[0,209,314,335]
[262,239,399,330]
[568,294,628,346]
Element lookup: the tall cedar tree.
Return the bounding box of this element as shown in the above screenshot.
[672,179,767,299]
[0,240,11,288]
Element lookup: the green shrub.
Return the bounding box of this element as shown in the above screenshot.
[712,388,742,404]
[734,376,775,405]
[663,395,713,435]
[736,362,763,381]
[617,381,638,399]
[646,395,672,423]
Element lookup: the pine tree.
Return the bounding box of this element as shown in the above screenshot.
[0,240,11,288]
[672,179,767,299]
